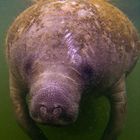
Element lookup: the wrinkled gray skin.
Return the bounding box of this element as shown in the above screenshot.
[6,0,140,140]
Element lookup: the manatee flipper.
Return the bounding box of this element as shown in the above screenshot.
[102,75,127,140]
[9,74,48,140]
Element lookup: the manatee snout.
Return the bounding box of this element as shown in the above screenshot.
[29,85,79,125]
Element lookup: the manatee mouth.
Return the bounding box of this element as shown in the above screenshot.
[29,87,79,125]
[30,103,78,125]
[38,104,76,125]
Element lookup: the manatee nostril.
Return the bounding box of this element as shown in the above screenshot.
[52,107,62,117]
[40,105,47,117]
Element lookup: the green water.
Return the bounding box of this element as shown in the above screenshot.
[0,0,140,140]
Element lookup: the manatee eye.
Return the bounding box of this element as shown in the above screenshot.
[24,60,32,75]
[81,64,93,82]
[24,57,34,75]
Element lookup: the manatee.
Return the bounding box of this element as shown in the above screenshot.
[6,0,140,140]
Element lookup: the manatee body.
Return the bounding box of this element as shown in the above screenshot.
[6,0,140,140]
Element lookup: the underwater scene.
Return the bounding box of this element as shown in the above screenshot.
[0,0,140,140]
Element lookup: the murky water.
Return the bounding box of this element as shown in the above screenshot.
[0,0,140,140]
